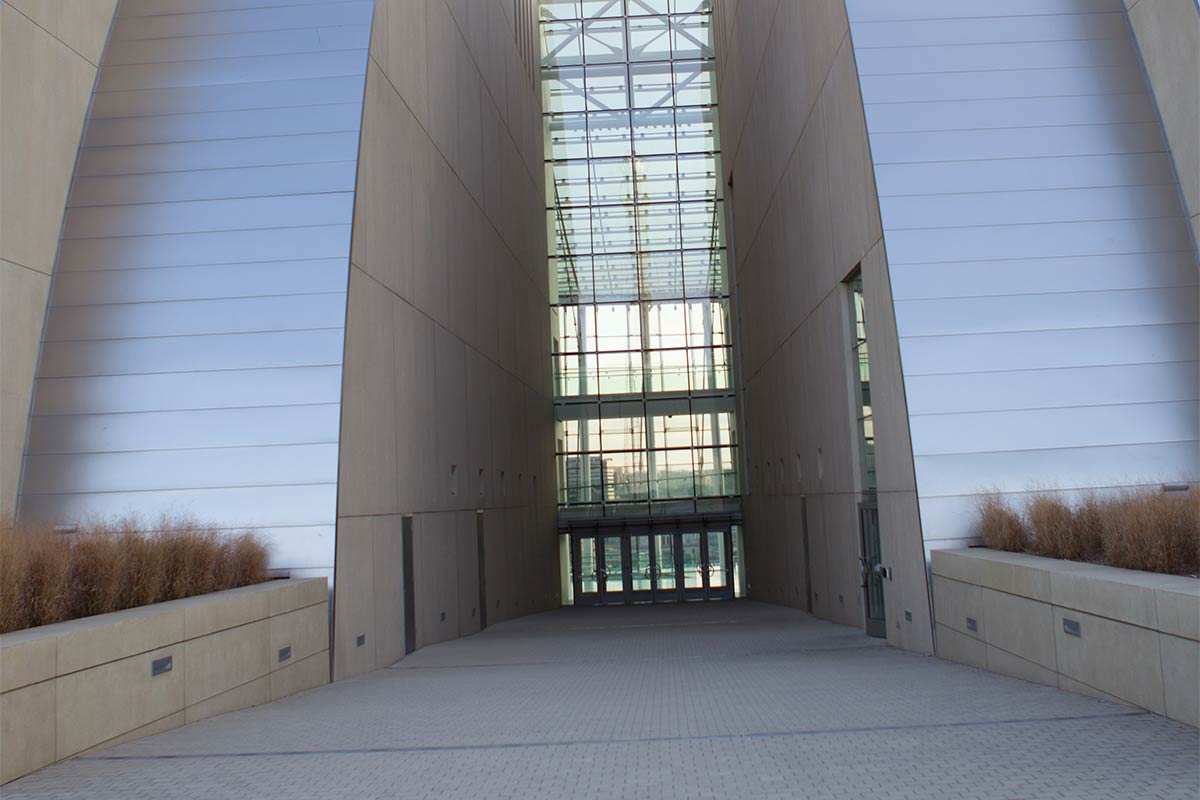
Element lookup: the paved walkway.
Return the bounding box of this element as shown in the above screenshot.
[7,602,1198,799]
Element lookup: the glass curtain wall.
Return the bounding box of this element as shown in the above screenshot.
[540,0,739,518]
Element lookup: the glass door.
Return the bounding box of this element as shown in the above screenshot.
[653,533,679,603]
[705,529,733,600]
[629,534,654,603]
[859,498,886,637]
[600,535,627,604]
[680,531,706,600]
[575,535,601,605]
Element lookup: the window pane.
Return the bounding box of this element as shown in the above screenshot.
[631,108,676,155]
[639,251,683,299]
[547,159,592,207]
[590,157,634,205]
[544,67,586,113]
[683,249,725,297]
[587,111,631,158]
[646,301,687,349]
[542,21,583,67]
[688,346,730,391]
[545,113,590,160]
[595,302,641,351]
[585,64,629,111]
[671,14,713,59]
[553,256,594,303]
[549,207,592,255]
[583,18,625,63]
[557,352,598,396]
[630,62,674,108]
[675,106,717,152]
[680,201,720,249]
[542,0,582,21]
[677,154,718,201]
[634,155,678,202]
[592,252,638,300]
[650,449,694,498]
[673,61,716,105]
[628,15,671,61]
[591,205,637,253]
[685,299,728,347]
[645,348,689,392]
[597,351,642,394]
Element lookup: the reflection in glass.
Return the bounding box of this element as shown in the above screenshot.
[579,537,598,593]
[706,531,726,588]
[681,532,703,588]
[544,2,738,518]
[631,535,652,591]
[604,536,624,593]
[655,534,676,590]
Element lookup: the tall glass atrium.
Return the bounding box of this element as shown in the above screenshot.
[541,0,739,522]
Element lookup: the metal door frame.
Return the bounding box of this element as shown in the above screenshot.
[859,494,886,638]
[570,523,735,606]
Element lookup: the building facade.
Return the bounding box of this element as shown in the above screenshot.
[1,0,1196,669]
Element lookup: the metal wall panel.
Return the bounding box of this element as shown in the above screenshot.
[17,1,375,580]
[846,0,1200,553]
[68,163,358,206]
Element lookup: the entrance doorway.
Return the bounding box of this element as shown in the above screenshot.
[571,525,735,605]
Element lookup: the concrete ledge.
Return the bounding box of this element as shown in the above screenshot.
[931,549,1199,727]
[0,578,329,784]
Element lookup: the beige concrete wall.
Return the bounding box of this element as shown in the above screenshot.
[0,578,329,784]
[712,0,930,651]
[333,0,557,680]
[1126,0,1200,246]
[0,0,118,521]
[932,549,1199,727]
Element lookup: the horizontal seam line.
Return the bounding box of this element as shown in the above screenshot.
[906,399,1198,419]
[21,480,338,498]
[893,283,1198,302]
[873,148,1168,167]
[862,89,1147,106]
[65,159,361,182]
[25,440,340,459]
[76,711,1150,761]
[913,436,1198,459]
[885,214,1187,233]
[904,358,1198,379]
[899,321,1199,340]
[79,128,361,151]
[27,401,339,420]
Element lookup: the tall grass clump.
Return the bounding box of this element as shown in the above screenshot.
[0,516,269,634]
[1099,489,1200,575]
[1026,493,1103,562]
[978,494,1028,553]
[976,486,1198,576]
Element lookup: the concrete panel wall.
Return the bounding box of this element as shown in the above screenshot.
[1126,0,1200,244]
[0,578,329,784]
[13,1,377,588]
[712,0,931,651]
[932,549,1199,727]
[334,0,557,680]
[0,0,118,520]
[846,0,1199,557]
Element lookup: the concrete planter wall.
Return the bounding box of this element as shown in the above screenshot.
[0,578,329,784]
[931,549,1199,726]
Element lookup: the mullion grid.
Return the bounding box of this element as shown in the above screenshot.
[543,3,732,515]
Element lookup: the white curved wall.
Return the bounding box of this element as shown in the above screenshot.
[18,0,376,584]
[847,0,1200,552]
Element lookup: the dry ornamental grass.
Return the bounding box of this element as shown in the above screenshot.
[977,487,1199,576]
[0,516,268,634]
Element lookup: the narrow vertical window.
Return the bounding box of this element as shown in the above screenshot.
[847,272,875,493]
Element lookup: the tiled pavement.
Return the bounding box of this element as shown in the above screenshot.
[6,602,1198,799]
